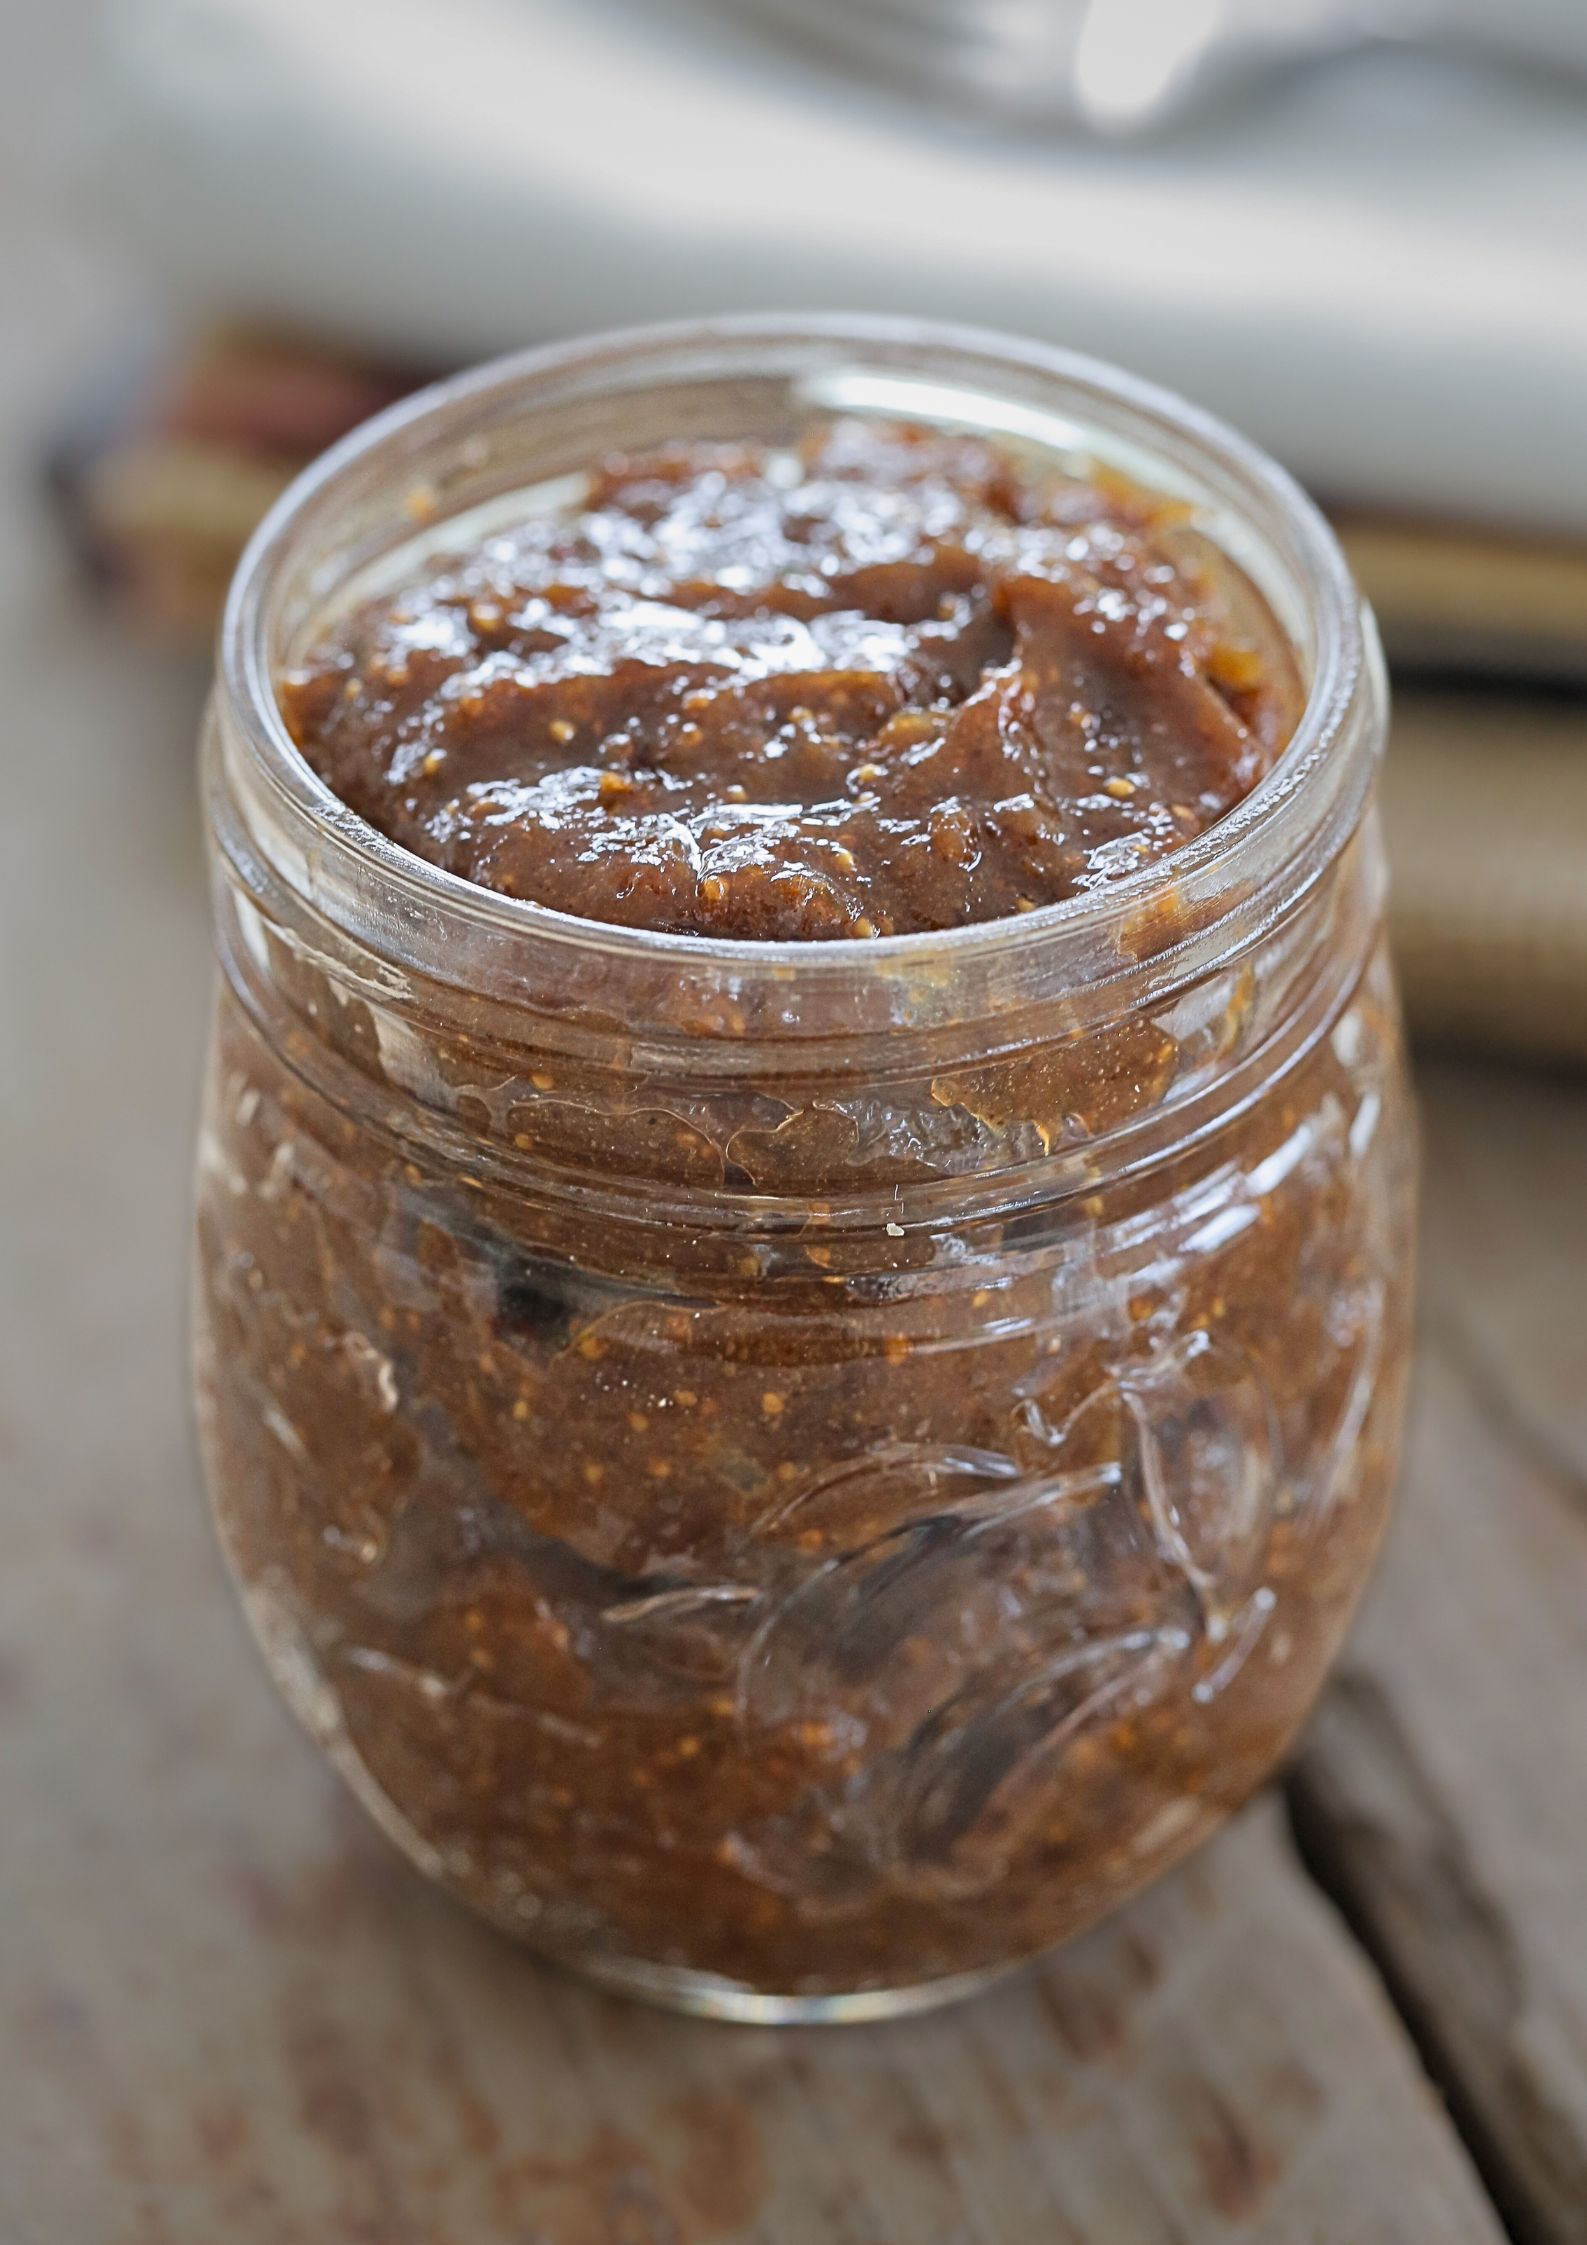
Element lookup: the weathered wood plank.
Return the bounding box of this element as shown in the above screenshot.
[1293,1061,1587,2245]
[0,469,1509,2242]
[0,68,1535,2244]
[6,1734,1509,2245]
[0,646,1509,2245]
[0,368,1507,2245]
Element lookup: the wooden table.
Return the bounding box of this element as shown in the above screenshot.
[7,54,1587,2245]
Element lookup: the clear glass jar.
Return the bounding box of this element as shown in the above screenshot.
[193,317,1415,2021]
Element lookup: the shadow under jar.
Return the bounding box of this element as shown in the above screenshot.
[193,317,1416,2021]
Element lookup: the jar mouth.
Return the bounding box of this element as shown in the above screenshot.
[218,313,1375,1020]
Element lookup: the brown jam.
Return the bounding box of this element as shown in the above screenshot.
[195,408,1411,2010]
[280,422,1301,941]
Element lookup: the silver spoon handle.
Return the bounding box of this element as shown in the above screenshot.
[733,0,1587,130]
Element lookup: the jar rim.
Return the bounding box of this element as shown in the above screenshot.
[217,312,1376,1019]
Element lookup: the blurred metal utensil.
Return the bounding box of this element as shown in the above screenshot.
[731,0,1587,133]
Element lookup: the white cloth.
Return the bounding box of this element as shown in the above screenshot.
[85,0,1587,530]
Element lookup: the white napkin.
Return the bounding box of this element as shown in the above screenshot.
[86,0,1587,531]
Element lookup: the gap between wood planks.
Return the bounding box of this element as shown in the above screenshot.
[1286,1757,1537,2245]
[1283,1304,1587,2245]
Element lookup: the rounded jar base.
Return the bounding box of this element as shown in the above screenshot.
[551,1946,1028,2024]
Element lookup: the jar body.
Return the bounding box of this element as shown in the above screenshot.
[192,321,1415,2016]
[193,851,1413,2017]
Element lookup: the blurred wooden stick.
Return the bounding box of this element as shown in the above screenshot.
[1383,690,1587,1067]
[1338,517,1587,684]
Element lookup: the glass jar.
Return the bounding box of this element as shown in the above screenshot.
[193,317,1415,2021]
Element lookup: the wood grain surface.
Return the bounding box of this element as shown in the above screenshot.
[5,20,1586,2241]
[1293,1071,1587,2245]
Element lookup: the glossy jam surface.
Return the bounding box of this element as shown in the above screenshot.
[281,423,1301,940]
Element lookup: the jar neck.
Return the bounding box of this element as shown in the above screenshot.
[203,318,1388,1234]
[205,695,1385,1231]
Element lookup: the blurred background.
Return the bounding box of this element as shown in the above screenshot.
[5,4,1586,2241]
[43,0,1587,1062]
